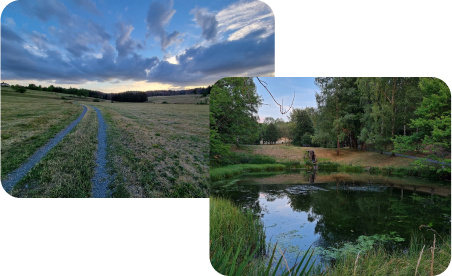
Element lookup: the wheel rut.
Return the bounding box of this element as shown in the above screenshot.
[89,105,112,198]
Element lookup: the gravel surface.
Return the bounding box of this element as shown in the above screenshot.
[2,105,88,194]
[89,105,112,198]
[359,148,450,165]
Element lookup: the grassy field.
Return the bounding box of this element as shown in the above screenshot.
[2,89,208,197]
[1,88,83,178]
[88,100,209,197]
[238,144,417,168]
[147,94,209,104]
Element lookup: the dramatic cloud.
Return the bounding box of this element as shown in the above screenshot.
[145,0,182,50]
[147,30,275,85]
[191,8,218,41]
[72,0,102,16]
[115,21,143,59]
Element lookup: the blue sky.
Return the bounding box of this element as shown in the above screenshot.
[1,0,274,92]
[256,77,318,122]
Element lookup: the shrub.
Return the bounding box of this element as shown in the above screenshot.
[93,99,100,102]
[161,101,168,104]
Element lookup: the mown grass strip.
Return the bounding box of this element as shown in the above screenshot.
[11,106,98,197]
[210,164,286,181]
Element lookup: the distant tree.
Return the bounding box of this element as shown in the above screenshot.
[28,84,38,90]
[264,123,280,144]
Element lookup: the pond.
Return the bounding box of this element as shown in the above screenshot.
[211,170,451,268]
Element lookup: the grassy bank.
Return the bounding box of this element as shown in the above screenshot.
[210,197,266,275]
[210,164,286,181]
[12,105,98,197]
[1,88,82,177]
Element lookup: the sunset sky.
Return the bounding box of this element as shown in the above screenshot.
[256,77,317,122]
[1,0,275,93]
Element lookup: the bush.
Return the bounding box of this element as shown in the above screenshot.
[93,99,100,102]
[369,167,381,174]
[161,101,168,104]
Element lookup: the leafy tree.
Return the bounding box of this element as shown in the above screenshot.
[291,108,314,146]
[210,77,262,163]
[28,84,38,90]
[264,122,280,144]
[393,78,451,170]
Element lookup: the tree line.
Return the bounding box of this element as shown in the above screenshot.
[13,83,213,103]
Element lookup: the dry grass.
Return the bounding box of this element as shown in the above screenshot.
[242,145,417,168]
[1,88,82,177]
[147,94,209,104]
[88,101,209,197]
[11,105,98,197]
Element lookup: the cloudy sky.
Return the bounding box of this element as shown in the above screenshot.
[256,77,317,122]
[1,0,274,93]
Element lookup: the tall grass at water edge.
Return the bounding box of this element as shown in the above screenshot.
[210,164,286,181]
[322,233,450,276]
[210,197,317,276]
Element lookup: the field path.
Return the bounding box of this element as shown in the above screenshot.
[89,105,112,198]
[1,105,88,193]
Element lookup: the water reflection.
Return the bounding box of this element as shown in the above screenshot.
[211,171,451,268]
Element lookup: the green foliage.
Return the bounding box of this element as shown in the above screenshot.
[317,233,405,261]
[318,161,340,170]
[210,164,285,181]
[291,108,314,146]
[210,77,262,164]
[93,98,100,102]
[264,122,280,144]
[393,78,451,170]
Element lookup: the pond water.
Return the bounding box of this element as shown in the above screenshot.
[211,170,451,268]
